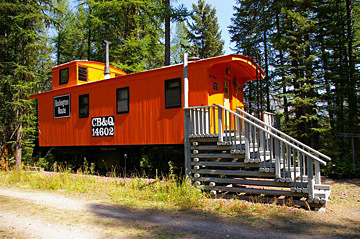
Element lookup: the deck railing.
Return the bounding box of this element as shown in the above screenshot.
[184,104,331,201]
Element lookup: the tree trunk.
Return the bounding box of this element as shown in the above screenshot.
[57,31,61,65]
[87,8,92,61]
[336,0,345,133]
[263,30,270,112]
[275,10,288,126]
[346,0,357,131]
[164,0,171,66]
[15,123,22,170]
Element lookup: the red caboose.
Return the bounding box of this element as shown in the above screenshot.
[30,54,332,207]
[31,55,262,172]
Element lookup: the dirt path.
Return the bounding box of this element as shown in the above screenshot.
[0,187,355,239]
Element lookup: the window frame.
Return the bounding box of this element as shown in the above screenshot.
[79,94,89,118]
[78,67,88,82]
[165,78,182,109]
[59,68,69,85]
[116,87,129,114]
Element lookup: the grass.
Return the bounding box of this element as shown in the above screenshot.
[0,169,301,219]
[0,170,359,238]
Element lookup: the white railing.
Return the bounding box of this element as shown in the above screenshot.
[235,107,331,164]
[184,104,331,201]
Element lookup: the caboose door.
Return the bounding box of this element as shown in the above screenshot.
[224,78,231,129]
[224,78,230,109]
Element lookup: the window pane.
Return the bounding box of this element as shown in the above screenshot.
[117,100,128,112]
[79,94,89,118]
[118,89,128,100]
[60,68,69,84]
[165,78,181,108]
[78,67,88,82]
[117,87,129,113]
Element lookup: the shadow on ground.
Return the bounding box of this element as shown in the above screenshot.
[88,203,359,239]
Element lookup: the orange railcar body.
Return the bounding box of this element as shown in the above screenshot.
[31,55,263,147]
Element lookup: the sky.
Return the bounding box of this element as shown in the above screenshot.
[175,0,236,54]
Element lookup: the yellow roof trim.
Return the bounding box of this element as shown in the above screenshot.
[232,57,265,79]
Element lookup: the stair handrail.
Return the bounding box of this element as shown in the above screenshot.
[234,106,331,162]
[214,104,327,165]
[184,105,215,109]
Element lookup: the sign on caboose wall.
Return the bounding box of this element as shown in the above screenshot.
[54,94,70,118]
[92,116,115,137]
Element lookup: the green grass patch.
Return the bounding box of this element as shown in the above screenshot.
[0,170,304,220]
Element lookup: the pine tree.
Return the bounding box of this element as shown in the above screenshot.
[171,21,190,64]
[53,0,88,64]
[185,0,224,58]
[0,0,56,169]
[228,0,360,175]
[84,0,165,72]
[229,0,275,114]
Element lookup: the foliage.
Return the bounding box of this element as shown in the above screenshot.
[229,0,360,177]
[171,21,190,64]
[185,0,224,58]
[0,0,55,169]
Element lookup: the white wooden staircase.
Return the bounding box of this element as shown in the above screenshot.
[184,105,331,210]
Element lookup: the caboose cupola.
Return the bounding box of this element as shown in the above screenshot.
[51,60,125,90]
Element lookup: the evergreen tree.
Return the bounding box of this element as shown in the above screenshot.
[229,0,360,176]
[229,0,275,114]
[185,0,224,58]
[85,0,165,72]
[171,21,190,64]
[0,0,55,169]
[53,0,88,64]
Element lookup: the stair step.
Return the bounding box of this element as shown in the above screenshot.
[192,161,275,168]
[189,134,219,138]
[192,169,275,178]
[315,184,331,190]
[191,145,241,150]
[191,153,245,159]
[198,177,308,188]
[190,137,218,143]
[314,189,331,198]
[204,186,307,197]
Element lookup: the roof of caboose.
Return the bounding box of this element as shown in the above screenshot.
[30,54,264,99]
[121,54,265,79]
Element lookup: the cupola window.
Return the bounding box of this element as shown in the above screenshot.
[59,68,69,85]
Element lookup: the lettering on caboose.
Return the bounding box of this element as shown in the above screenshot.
[54,94,70,118]
[92,116,115,137]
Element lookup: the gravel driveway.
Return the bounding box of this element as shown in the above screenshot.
[0,187,354,239]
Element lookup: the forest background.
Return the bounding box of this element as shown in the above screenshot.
[0,0,359,178]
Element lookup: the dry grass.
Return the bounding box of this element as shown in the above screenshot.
[0,170,359,238]
[0,170,301,218]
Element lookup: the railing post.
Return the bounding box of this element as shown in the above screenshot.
[307,158,314,201]
[195,109,199,136]
[206,108,210,135]
[199,109,204,136]
[184,109,192,178]
[260,130,265,162]
[218,107,223,142]
[315,161,321,184]
[244,122,250,162]
[212,106,216,135]
[274,139,281,180]
[237,116,242,149]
